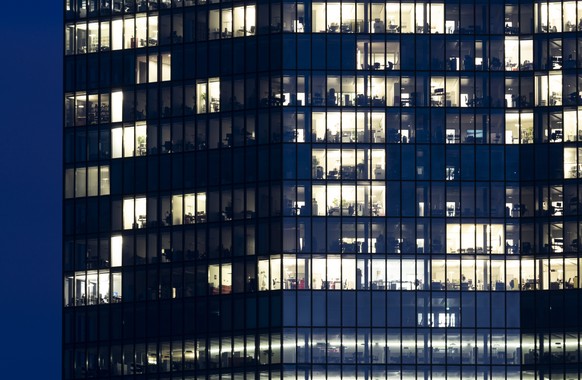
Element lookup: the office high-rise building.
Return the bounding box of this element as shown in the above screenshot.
[64,0,582,378]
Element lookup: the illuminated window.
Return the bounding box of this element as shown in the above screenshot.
[196,78,220,113]
[535,73,562,106]
[64,263,121,307]
[564,147,582,178]
[123,197,147,229]
[446,223,505,254]
[111,90,123,122]
[112,122,147,158]
[208,263,232,294]
[505,111,533,144]
[312,2,364,33]
[65,165,110,198]
[171,192,207,225]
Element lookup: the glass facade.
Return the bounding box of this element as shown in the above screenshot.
[63,0,582,378]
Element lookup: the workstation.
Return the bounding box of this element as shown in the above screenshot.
[312,2,364,33]
[254,254,582,294]
[312,111,386,143]
[208,4,256,39]
[312,183,386,217]
[312,148,385,181]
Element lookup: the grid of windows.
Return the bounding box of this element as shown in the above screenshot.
[64,1,582,379]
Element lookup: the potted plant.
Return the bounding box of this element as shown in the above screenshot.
[198,92,207,113]
[137,135,146,156]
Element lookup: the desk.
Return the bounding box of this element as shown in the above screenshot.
[505,62,518,71]
[312,95,324,106]
[549,93,561,106]
[550,56,562,69]
[371,281,385,290]
[431,281,444,290]
[505,26,519,34]
[328,206,350,216]
[184,214,195,224]
[341,165,356,179]
[195,211,207,223]
[210,99,220,112]
[565,22,577,32]
[431,89,444,106]
[328,23,339,32]
[340,23,352,33]
[523,280,535,290]
[384,280,415,290]
[446,134,459,144]
[284,278,297,289]
[321,280,342,289]
[372,97,385,106]
[387,24,399,33]
[137,143,147,156]
[341,132,356,143]
[447,282,460,290]
[402,94,413,107]
[356,94,371,106]
[327,170,339,179]
[341,240,361,253]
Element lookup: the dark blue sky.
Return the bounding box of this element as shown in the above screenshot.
[0,2,62,378]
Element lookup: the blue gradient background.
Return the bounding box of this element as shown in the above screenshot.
[0,2,62,378]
